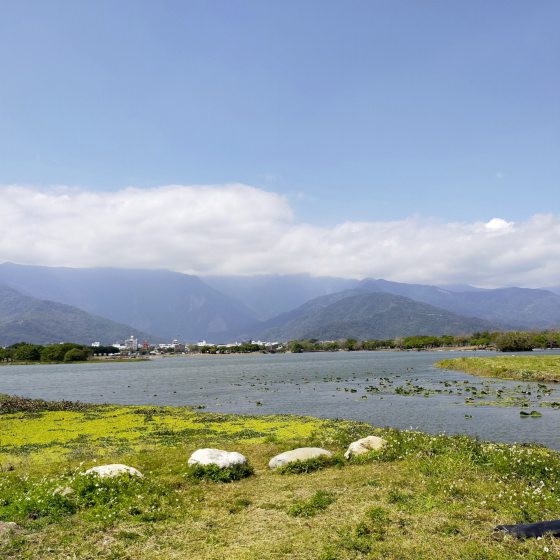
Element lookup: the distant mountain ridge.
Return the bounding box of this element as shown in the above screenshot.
[204,274,560,330]
[203,274,359,320]
[0,263,257,342]
[207,275,560,337]
[2,263,560,344]
[236,291,502,342]
[356,279,560,328]
[0,284,154,346]
[545,286,560,296]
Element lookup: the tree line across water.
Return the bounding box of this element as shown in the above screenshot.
[2,330,560,362]
[0,342,118,363]
[280,331,560,353]
[192,330,560,354]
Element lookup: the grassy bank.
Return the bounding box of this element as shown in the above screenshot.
[1,395,560,559]
[436,355,560,383]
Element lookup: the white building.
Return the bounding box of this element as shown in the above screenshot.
[125,335,138,351]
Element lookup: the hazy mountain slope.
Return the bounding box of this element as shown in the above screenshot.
[0,284,154,346]
[239,290,359,338]
[358,279,560,328]
[203,274,359,320]
[545,286,560,296]
[435,284,486,293]
[241,291,498,342]
[0,263,257,342]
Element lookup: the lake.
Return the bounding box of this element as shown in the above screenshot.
[1,350,560,449]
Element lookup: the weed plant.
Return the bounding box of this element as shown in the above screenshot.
[276,455,344,475]
[287,491,336,517]
[185,462,254,483]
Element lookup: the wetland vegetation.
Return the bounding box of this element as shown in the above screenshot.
[1,394,560,558]
[3,350,560,450]
[436,355,560,383]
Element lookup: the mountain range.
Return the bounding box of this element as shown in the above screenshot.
[355,279,560,328]
[0,284,153,346]
[234,291,501,341]
[0,263,256,342]
[1,262,560,345]
[204,274,359,320]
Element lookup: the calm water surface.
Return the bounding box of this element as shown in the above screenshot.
[2,350,560,449]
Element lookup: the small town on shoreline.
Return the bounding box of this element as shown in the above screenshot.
[105,329,560,356]
[3,330,560,364]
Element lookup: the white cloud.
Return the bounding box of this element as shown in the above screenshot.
[483,217,514,234]
[1,183,560,288]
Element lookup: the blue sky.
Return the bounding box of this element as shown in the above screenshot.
[1,0,558,226]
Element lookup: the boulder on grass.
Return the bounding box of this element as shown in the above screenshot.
[84,464,143,478]
[269,447,332,469]
[188,448,247,469]
[344,436,387,459]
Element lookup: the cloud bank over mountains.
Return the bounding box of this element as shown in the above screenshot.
[1,183,559,288]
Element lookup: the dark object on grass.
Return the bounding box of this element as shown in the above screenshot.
[495,519,560,538]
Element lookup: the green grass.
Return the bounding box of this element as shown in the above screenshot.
[185,463,255,483]
[276,455,344,475]
[435,355,560,382]
[287,490,336,517]
[1,395,560,558]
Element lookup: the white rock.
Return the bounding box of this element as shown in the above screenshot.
[84,464,143,478]
[344,436,387,459]
[188,448,247,469]
[268,447,332,469]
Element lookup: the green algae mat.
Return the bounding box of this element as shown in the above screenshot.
[2,395,560,559]
[0,396,356,464]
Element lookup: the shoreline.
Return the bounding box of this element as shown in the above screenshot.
[0,346,493,366]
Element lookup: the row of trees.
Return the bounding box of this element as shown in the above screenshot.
[184,330,560,354]
[188,342,264,355]
[3,330,560,361]
[283,330,560,353]
[0,342,101,363]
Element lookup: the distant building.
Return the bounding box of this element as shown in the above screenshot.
[125,335,138,351]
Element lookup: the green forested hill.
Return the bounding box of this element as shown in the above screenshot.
[0,285,154,346]
[0,263,258,342]
[248,292,501,341]
[358,279,560,328]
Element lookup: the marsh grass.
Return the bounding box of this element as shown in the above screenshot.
[436,355,560,383]
[2,397,560,558]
